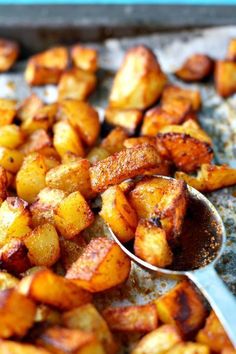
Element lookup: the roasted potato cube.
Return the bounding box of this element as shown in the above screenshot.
[0,166,7,204]
[87,147,110,164]
[0,147,23,173]
[25,46,68,86]
[0,98,17,126]
[0,341,51,354]
[0,271,19,290]
[0,197,31,247]
[71,45,98,73]
[162,85,201,112]
[60,236,87,271]
[103,304,158,333]
[196,311,233,352]
[227,39,236,61]
[0,288,36,338]
[175,54,214,82]
[66,237,131,292]
[58,67,97,101]
[0,124,24,149]
[19,129,52,156]
[24,223,60,267]
[101,127,129,154]
[58,100,100,146]
[90,144,162,193]
[105,107,143,134]
[134,219,173,267]
[214,60,236,97]
[53,121,84,158]
[62,304,117,354]
[109,45,167,110]
[18,268,91,310]
[16,152,47,203]
[100,185,138,242]
[17,93,43,122]
[0,38,19,72]
[167,342,209,354]
[132,324,182,354]
[0,239,31,275]
[156,120,213,173]
[37,327,105,354]
[21,103,57,135]
[46,159,94,199]
[155,280,207,337]
[30,187,66,226]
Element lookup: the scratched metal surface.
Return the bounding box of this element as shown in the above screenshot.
[0,25,236,352]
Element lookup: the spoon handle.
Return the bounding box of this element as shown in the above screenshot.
[187,265,236,348]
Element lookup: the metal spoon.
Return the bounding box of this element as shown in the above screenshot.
[108,176,236,348]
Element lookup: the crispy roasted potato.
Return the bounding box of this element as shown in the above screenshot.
[155,280,207,337]
[162,85,201,112]
[105,107,143,134]
[66,237,131,292]
[60,236,87,271]
[109,45,167,109]
[0,38,19,72]
[58,67,97,101]
[0,239,31,275]
[0,197,31,247]
[0,124,24,149]
[19,129,52,156]
[100,185,138,242]
[0,147,23,173]
[134,219,173,267]
[24,223,60,267]
[90,144,162,193]
[17,93,43,122]
[16,152,47,203]
[0,166,7,204]
[103,304,158,333]
[0,98,17,126]
[58,100,100,146]
[196,311,233,352]
[25,47,68,86]
[71,45,98,73]
[63,304,117,354]
[87,147,110,164]
[46,159,94,199]
[0,341,51,354]
[21,103,57,135]
[167,342,209,354]
[227,38,236,61]
[132,324,182,354]
[175,54,214,82]
[101,127,129,154]
[54,191,94,238]
[37,326,105,354]
[0,288,36,338]
[0,271,19,290]
[53,121,84,158]
[214,60,236,98]
[18,268,91,310]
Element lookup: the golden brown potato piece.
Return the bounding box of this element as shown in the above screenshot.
[46,159,94,199]
[167,342,209,354]
[21,103,57,135]
[175,164,236,192]
[24,223,60,267]
[131,324,182,354]
[58,100,100,146]
[134,219,173,268]
[71,45,98,73]
[0,341,51,354]
[227,39,236,61]
[156,120,213,173]
[54,191,94,239]
[101,127,129,154]
[17,93,44,122]
[53,121,85,158]
[0,166,7,205]
[0,239,31,275]
[105,107,143,134]
[155,280,207,337]
[0,38,19,72]
[62,304,117,354]
[102,304,158,333]
[0,271,19,290]
[18,268,91,310]
[37,326,105,354]
[196,311,233,352]
[25,47,68,86]
[66,237,131,292]
[30,187,66,226]
[19,129,52,156]
[0,98,17,126]
[0,197,31,248]
[0,288,36,338]
[100,185,138,242]
[60,236,87,271]
[0,147,23,173]
[162,85,201,112]
[89,144,162,193]
[175,54,214,82]
[0,124,24,149]
[214,60,236,98]
[58,67,97,101]
[109,45,167,110]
